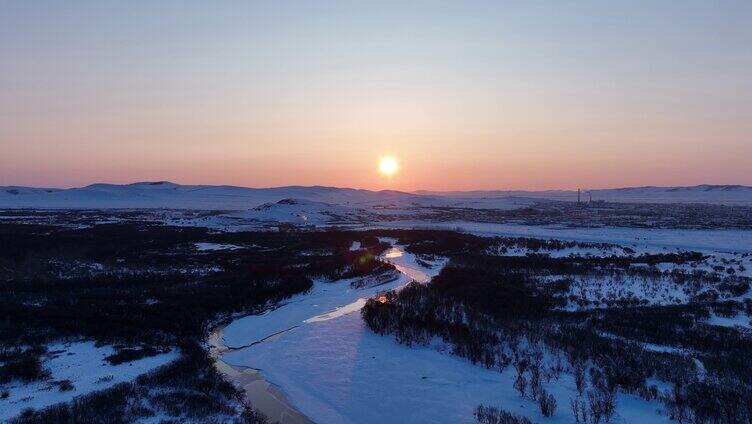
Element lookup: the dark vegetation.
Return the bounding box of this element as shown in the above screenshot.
[0,220,395,422]
[0,222,394,347]
[362,231,752,423]
[10,343,267,424]
[0,346,50,384]
[474,405,533,424]
[104,346,164,366]
[411,200,752,229]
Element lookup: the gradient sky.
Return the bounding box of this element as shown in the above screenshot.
[1,1,751,191]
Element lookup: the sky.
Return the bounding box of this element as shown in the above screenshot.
[1,1,751,191]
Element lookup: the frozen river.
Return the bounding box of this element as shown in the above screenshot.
[212,240,670,424]
[210,242,439,423]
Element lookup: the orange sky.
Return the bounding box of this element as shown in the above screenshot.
[2,1,751,191]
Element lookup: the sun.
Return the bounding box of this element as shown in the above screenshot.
[378,156,399,177]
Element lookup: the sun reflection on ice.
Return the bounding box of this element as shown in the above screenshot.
[383,247,403,259]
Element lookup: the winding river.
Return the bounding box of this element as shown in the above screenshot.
[208,242,435,423]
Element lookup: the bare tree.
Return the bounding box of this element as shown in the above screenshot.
[529,363,542,401]
[601,387,616,422]
[587,391,603,424]
[574,362,587,395]
[570,397,587,423]
[514,373,527,398]
[539,389,557,417]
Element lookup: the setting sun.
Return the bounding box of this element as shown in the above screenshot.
[378,157,399,177]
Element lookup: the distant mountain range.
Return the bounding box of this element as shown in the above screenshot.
[1,181,751,209]
[0,181,429,210]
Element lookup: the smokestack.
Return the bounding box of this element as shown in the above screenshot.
[577,188,581,203]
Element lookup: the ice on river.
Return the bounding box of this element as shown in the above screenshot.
[224,313,669,424]
[221,243,669,423]
[222,244,441,348]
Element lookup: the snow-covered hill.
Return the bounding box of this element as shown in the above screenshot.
[2,182,752,210]
[416,184,752,205]
[590,185,752,205]
[237,198,365,226]
[0,181,427,210]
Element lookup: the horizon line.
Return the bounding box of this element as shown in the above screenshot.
[3,180,752,194]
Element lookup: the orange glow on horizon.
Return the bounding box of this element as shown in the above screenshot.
[2,3,752,190]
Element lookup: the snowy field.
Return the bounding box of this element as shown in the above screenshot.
[225,313,669,424]
[194,242,244,251]
[0,341,178,421]
[706,312,752,329]
[215,228,752,424]
[217,240,668,423]
[221,241,675,423]
[3,203,751,422]
[378,220,752,253]
[3,182,752,209]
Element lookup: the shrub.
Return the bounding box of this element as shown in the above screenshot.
[514,373,527,398]
[0,352,50,384]
[474,404,533,424]
[538,389,557,417]
[57,379,75,392]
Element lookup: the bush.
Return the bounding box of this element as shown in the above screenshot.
[57,379,75,392]
[474,405,533,424]
[0,351,50,384]
[104,346,161,365]
[514,373,527,398]
[538,389,557,417]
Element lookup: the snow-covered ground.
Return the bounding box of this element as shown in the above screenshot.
[230,198,366,226]
[705,312,752,329]
[215,227,752,423]
[418,184,752,205]
[379,220,752,253]
[4,188,751,422]
[3,182,752,209]
[225,313,670,424]
[194,242,244,251]
[0,341,178,421]
[0,182,427,210]
[219,242,675,423]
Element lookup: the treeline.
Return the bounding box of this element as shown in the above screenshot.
[419,200,752,230]
[0,224,397,347]
[0,223,396,281]
[363,251,752,423]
